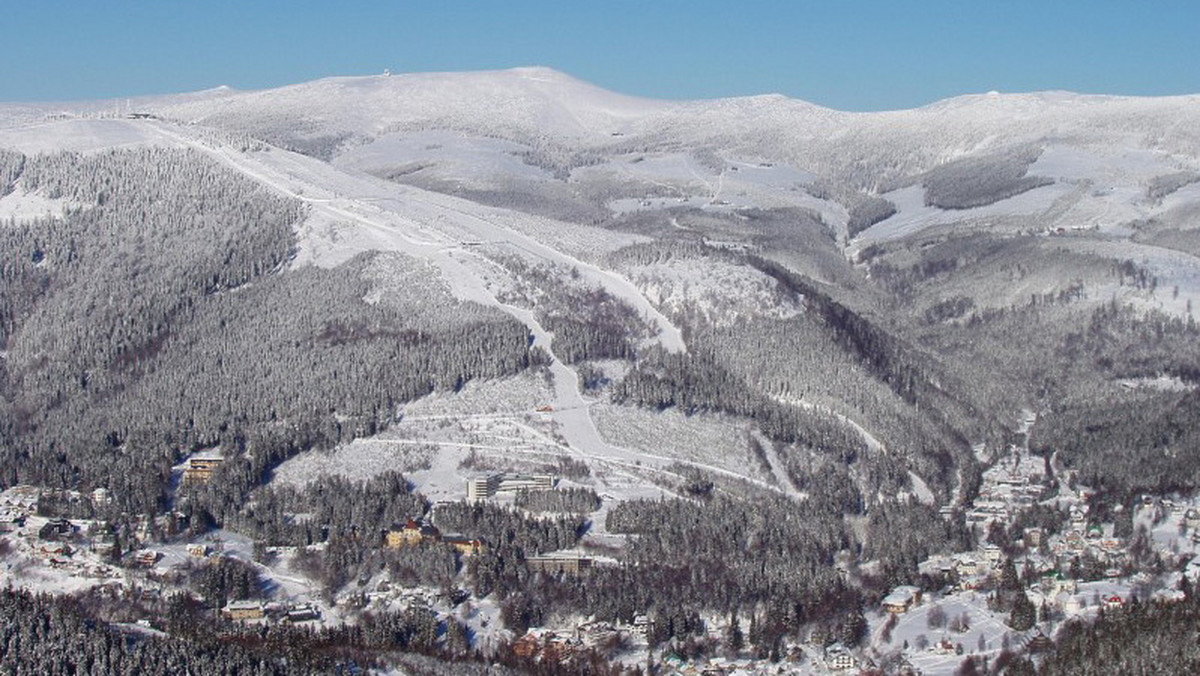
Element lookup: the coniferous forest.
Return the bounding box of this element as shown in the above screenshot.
[4,70,1200,675]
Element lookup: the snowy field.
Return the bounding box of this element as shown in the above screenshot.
[0,188,81,222]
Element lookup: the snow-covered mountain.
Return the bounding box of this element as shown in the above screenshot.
[3,66,1200,543]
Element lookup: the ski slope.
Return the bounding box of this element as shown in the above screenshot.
[125,118,734,496]
[141,118,686,352]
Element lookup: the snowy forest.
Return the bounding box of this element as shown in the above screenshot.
[4,68,1200,675]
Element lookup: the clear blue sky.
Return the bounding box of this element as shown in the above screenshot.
[2,0,1197,111]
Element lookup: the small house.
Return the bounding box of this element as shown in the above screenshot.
[133,550,160,567]
[39,518,74,541]
[882,585,922,613]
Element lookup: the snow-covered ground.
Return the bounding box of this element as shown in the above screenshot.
[0,117,167,154]
[853,183,1071,246]
[0,188,81,222]
[870,592,1027,676]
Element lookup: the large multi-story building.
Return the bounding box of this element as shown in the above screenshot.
[465,475,502,501]
[183,457,224,485]
[527,554,594,575]
[384,519,441,548]
[465,473,556,501]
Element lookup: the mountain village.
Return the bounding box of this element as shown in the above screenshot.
[5,408,1200,675]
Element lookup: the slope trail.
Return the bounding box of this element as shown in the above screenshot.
[137,121,792,496]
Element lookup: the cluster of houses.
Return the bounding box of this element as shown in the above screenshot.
[957,450,1047,528]
[512,616,652,666]
[0,487,127,579]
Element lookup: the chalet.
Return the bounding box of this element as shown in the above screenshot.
[133,550,160,567]
[39,518,74,541]
[825,643,857,671]
[187,544,210,557]
[443,534,484,556]
[631,614,652,637]
[1102,594,1125,610]
[882,585,922,613]
[385,519,441,548]
[223,600,265,621]
[183,456,224,485]
[528,554,594,575]
[954,555,980,577]
[1027,629,1054,653]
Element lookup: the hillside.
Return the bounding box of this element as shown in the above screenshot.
[3,68,1200,674]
